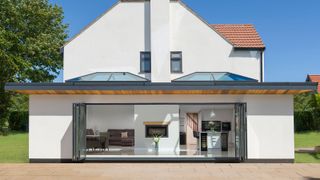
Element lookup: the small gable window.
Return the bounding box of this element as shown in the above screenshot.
[171,52,182,73]
[140,52,151,73]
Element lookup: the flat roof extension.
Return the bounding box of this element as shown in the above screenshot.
[5,82,317,95]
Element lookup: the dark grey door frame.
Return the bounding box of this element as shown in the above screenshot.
[74,102,247,162]
[72,103,87,162]
[234,103,247,161]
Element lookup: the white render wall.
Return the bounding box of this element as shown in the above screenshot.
[29,94,294,160]
[246,95,294,159]
[63,1,262,82]
[169,3,261,81]
[150,0,171,82]
[63,2,151,81]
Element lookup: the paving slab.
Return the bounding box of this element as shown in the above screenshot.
[0,163,319,179]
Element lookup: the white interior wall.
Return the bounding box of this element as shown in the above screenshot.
[86,105,134,132]
[29,94,293,160]
[85,104,180,152]
[134,105,180,151]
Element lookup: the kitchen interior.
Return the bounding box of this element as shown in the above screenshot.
[179,104,236,157]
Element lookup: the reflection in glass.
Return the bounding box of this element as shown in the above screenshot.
[67,72,149,82]
[173,72,257,82]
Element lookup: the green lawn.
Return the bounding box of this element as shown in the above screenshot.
[0,131,319,163]
[295,131,320,148]
[295,131,320,163]
[0,132,28,163]
[295,153,320,163]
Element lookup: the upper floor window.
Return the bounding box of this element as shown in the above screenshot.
[171,52,182,73]
[140,52,151,73]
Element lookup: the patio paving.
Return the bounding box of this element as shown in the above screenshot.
[0,163,319,180]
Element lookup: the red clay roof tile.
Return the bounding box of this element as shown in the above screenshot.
[211,24,265,49]
[307,75,320,92]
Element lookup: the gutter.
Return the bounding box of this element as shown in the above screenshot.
[260,50,264,82]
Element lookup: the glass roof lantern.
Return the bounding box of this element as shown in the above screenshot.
[173,72,257,82]
[67,72,149,82]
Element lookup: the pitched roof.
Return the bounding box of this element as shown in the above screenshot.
[306,75,320,92]
[211,24,265,49]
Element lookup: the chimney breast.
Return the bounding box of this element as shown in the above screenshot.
[150,0,171,82]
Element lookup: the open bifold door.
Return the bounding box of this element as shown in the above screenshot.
[235,103,247,161]
[72,103,86,162]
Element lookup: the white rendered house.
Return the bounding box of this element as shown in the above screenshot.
[6,0,317,163]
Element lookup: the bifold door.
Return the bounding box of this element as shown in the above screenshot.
[235,103,247,161]
[72,103,86,162]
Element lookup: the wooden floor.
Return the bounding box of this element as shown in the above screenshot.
[0,163,319,179]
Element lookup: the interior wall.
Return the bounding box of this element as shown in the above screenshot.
[134,105,180,151]
[87,105,236,149]
[87,105,181,152]
[86,105,134,132]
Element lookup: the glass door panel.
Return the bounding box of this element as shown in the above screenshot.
[240,104,247,160]
[72,103,86,162]
[235,103,247,161]
[235,104,240,158]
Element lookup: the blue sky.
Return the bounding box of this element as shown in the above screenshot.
[50,0,320,82]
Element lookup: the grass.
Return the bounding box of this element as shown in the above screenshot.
[295,153,320,163]
[295,131,320,163]
[0,131,319,163]
[0,132,28,163]
[295,131,320,148]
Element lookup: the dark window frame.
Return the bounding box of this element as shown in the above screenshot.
[140,51,151,73]
[145,125,169,138]
[170,51,183,73]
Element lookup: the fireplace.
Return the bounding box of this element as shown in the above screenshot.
[145,125,168,138]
